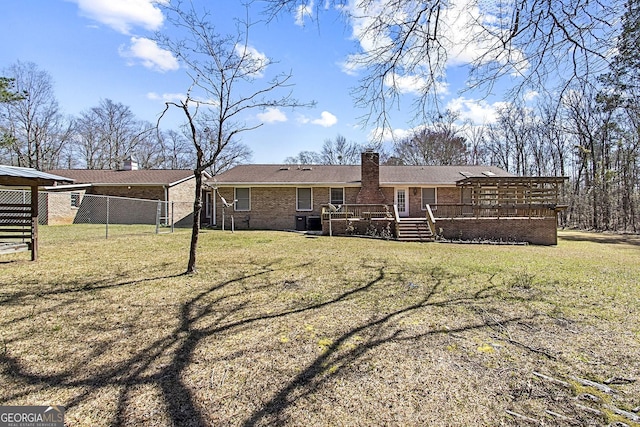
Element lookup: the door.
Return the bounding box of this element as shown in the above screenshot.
[395,188,409,217]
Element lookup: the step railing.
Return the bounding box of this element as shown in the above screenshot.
[425,204,436,235]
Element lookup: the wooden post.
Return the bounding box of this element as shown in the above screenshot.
[31,184,38,261]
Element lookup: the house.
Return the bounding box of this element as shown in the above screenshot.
[43,161,208,226]
[207,151,567,245]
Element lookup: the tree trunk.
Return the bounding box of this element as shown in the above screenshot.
[186,169,203,274]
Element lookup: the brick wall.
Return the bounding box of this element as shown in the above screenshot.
[215,186,337,230]
[45,191,86,225]
[435,217,559,245]
[168,179,196,227]
[87,185,165,200]
[86,181,198,227]
[437,187,459,204]
[356,152,386,204]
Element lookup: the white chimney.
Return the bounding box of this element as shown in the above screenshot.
[123,157,139,171]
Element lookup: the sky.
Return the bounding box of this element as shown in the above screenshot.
[0,0,517,164]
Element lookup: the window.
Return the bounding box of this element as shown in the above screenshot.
[330,187,344,205]
[421,188,436,209]
[204,192,212,219]
[234,188,250,211]
[297,188,312,211]
[70,192,80,208]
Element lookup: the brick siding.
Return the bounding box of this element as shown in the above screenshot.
[435,217,559,245]
[215,186,336,230]
[42,191,87,225]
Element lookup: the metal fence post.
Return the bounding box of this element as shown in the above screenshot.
[171,201,175,233]
[105,196,109,239]
[156,200,161,234]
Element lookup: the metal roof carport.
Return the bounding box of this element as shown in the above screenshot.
[0,166,73,261]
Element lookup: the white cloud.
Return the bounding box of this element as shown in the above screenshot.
[257,107,288,123]
[368,126,413,143]
[342,0,528,80]
[338,57,362,76]
[446,97,510,124]
[147,92,185,102]
[523,90,540,102]
[311,111,338,127]
[383,73,427,95]
[71,0,167,34]
[120,37,179,72]
[234,44,269,78]
[295,1,314,26]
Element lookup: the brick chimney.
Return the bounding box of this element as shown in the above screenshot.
[356,151,386,204]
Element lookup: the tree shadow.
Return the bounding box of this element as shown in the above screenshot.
[0,262,541,426]
[559,230,640,246]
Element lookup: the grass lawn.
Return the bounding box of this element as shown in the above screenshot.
[1,227,639,426]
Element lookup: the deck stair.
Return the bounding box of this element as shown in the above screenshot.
[396,218,434,242]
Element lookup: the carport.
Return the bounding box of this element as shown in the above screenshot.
[0,166,73,260]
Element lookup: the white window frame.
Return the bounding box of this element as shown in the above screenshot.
[421,187,437,210]
[234,187,251,211]
[329,187,345,205]
[204,191,212,219]
[296,187,313,211]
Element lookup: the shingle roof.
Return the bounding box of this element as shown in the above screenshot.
[46,169,198,186]
[381,165,512,184]
[210,164,513,186]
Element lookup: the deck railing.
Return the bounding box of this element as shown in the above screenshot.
[321,204,394,221]
[430,203,561,219]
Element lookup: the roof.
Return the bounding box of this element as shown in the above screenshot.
[209,164,514,186]
[381,165,513,184]
[457,176,568,186]
[0,165,75,187]
[46,169,200,187]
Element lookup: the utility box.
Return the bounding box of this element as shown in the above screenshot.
[295,215,306,231]
[307,216,322,231]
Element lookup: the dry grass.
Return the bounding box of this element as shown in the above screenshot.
[1,227,639,426]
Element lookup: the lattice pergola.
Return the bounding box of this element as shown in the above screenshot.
[456,176,568,209]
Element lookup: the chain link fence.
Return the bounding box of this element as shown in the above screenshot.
[0,189,195,241]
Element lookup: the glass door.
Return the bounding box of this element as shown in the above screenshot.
[395,188,409,217]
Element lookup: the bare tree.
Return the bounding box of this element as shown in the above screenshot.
[157,129,194,169]
[283,150,322,164]
[485,104,534,175]
[75,99,152,169]
[157,1,313,274]
[264,0,619,134]
[392,110,468,165]
[320,134,362,164]
[283,135,363,165]
[464,121,489,166]
[134,122,169,169]
[0,61,74,169]
[193,113,253,175]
